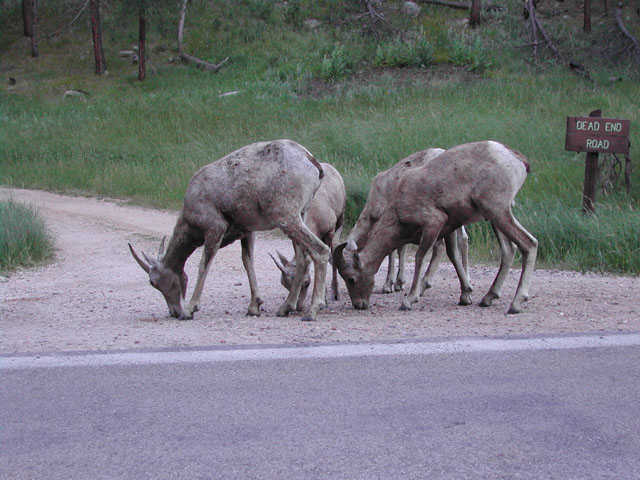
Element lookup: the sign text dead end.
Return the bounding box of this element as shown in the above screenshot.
[565,116,630,154]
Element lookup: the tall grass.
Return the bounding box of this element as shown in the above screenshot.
[0,200,54,272]
[1,0,639,274]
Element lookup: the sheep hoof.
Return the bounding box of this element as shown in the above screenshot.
[507,305,521,314]
[399,300,412,311]
[458,293,472,306]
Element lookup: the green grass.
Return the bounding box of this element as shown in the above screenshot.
[0,200,54,272]
[1,0,639,274]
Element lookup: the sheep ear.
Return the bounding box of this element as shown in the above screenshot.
[353,250,362,269]
[345,240,362,268]
[269,252,287,274]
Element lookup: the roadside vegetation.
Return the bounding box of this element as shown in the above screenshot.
[1,0,639,274]
[0,200,54,273]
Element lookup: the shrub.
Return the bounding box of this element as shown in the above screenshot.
[373,37,434,68]
[320,44,352,82]
[0,200,54,272]
[449,33,491,72]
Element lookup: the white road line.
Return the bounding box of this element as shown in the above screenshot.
[2,333,640,370]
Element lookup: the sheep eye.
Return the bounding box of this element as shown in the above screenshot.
[347,278,356,286]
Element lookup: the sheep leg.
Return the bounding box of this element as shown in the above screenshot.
[489,212,538,313]
[400,220,444,311]
[241,233,264,316]
[459,226,470,276]
[480,225,516,308]
[294,247,310,311]
[184,226,225,318]
[329,226,342,300]
[278,217,330,321]
[394,245,407,291]
[420,238,445,295]
[444,231,473,306]
[382,250,398,293]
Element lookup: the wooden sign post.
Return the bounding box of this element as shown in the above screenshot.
[565,110,631,214]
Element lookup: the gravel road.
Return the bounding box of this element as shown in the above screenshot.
[1,187,638,354]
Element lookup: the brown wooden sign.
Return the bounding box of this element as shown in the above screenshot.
[566,116,630,154]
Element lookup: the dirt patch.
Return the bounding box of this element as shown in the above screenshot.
[1,187,638,354]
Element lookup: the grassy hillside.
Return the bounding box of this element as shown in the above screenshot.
[1,0,639,273]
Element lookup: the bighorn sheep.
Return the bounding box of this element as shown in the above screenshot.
[270,163,346,310]
[334,141,538,314]
[350,148,469,295]
[129,139,330,321]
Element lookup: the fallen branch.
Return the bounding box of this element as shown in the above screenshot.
[418,0,504,12]
[48,0,89,38]
[534,15,562,61]
[362,0,399,37]
[526,0,538,63]
[177,53,228,72]
[615,3,640,62]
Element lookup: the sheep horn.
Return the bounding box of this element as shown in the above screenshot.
[333,242,348,270]
[158,236,167,260]
[129,243,150,273]
[142,251,158,269]
[269,252,287,274]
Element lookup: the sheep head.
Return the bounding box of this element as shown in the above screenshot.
[334,240,374,310]
[128,238,189,319]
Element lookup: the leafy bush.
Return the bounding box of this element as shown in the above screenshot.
[320,44,352,82]
[449,33,491,72]
[0,200,54,272]
[373,38,434,68]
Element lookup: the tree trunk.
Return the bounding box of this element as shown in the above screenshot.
[23,0,32,36]
[584,0,591,31]
[90,0,107,75]
[25,0,38,57]
[177,0,188,53]
[470,0,481,27]
[138,0,146,81]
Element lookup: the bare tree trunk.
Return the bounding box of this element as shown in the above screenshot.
[603,0,610,16]
[177,0,188,53]
[25,0,38,57]
[470,0,481,27]
[584,0,592,31]
[138,0,146,81]
[90,0,106,75]
[23,0,31,36]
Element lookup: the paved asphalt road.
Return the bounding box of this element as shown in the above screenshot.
[2,333,640,480]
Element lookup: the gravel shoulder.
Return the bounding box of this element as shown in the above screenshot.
[1,187,639,354]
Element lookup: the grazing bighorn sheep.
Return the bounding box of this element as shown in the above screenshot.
[350,148,469,294]
[335,141,537,314]
[129,139,330,321]
[270,163,346,310]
